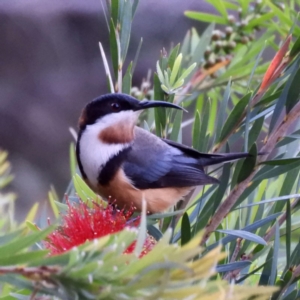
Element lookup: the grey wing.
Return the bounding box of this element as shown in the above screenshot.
[123,127,219,189]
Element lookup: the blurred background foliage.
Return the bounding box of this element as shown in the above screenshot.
[1,0,300,299]
[0,0,204,219]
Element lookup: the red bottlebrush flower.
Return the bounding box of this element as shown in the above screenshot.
[44,200,156,257]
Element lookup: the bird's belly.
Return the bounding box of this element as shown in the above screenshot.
[95,169,192,213]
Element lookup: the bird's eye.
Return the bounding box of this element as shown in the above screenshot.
[111,103,120,111]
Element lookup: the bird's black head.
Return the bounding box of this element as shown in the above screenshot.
[79,93,185,130]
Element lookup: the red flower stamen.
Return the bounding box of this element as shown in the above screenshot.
[44,199,155,257]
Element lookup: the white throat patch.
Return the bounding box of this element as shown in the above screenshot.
[78,110,138,187]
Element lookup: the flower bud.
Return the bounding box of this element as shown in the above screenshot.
[228,15,236,24]
[211,30,222,41]
[225,26,233,38]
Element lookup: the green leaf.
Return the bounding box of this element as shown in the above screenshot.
[253,160,300,182]
[0,229,24,246]
[181,213,191,246]
[191,23,215,64]
[222,1,239,9]
[109,19,119,77]
[286,60,300,113]
[168,44,180,70]
[99,42,115,93]
[244,12,275,30]
[265,0,299,34]
[260,157,300,165]
[120,0,132,60]
[290,34,300,57]
[132,0,139,18]
[181,30,191,59]
[146,225,163,241]
[206,0,227,18]
[215,79,231,142]
[54,200,68,213]
[269,57,300,133]
[132,37,143,74]
[233,180,261,208]
[286,200,291,269]
[248,116,264,147]
[274,168,300,214]
[176,63,196,83]
[236,261,269,284]
[207,213,282,250]
[269,221,279,285]
[234,194,300,210]
[0,250,48,266]
[217,229,267,246]
[192,110,201,150]
[69,143,76,177]
[171,78,184,91]
[259,247,273,285]
[219,92,251,143]
[163,70,170,89]
[199,100,210,152]
[135,199,147,256]
[170,53,182,85]
[156,61,165,83]
[289,237,300,268]
[73,174,105,206]
[170,109,183,141]
[216,261,251,273]
[237,143,257,184]
[110,0,119,25]
[153,74,166,137]
[184,11,227,25]
[211,149,231,212]
[0,227,54,257]
[48,189,59,219]
[239,0,250,16]
[25,221,40,232]
[122,62,132,94]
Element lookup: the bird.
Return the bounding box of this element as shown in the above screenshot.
[76,93,249,213]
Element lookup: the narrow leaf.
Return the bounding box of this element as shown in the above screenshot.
[286,200,291,268]
[122,62,132,94]
[181,213,191,246]
[120,0,132,60]
[217,229,267,245]
[168,44,180,70]
[269,56,300,133]
[170,53,182,85]
[237,143,257,183]
[109,19,119,77]
[219,92,251,142]
[185,11,227,25]
[216,261,252,273]
[170,109,183,141]
[269,221,279,285]
[215,79,231,141]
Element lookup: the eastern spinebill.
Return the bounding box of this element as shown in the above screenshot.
[76,93,248,213]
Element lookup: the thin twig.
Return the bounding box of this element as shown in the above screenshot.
[223,238,243,281]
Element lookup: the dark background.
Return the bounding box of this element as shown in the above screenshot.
[0,0,210,218]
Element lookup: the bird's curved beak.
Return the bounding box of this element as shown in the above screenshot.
[135,100,187,112]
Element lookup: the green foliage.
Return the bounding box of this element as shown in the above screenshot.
[2,0,300,299]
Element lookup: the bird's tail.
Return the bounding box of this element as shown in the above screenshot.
[200,152,250,167]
